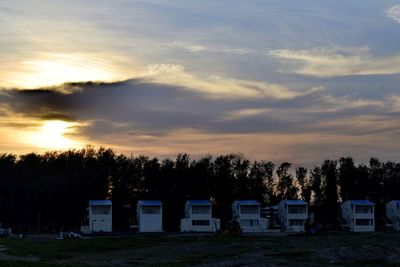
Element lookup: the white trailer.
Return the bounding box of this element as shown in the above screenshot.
[180,200,220,232]
[137,200,163,232]
[278,200,308,232]
[89,200,112,233]
[342,200,375,232]
[386,200,400,231]
[232,200,267,232]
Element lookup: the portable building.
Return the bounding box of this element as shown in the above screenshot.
[278,200,308,232]
[386,200,400,231]
[232,200,267,232]
[89,200,112,233]
[180,200,220,232]
[137,200,163,232]
[341,200,375,232]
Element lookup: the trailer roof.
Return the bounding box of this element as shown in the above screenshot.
[281,200,308,205]
[187,200,211,205]
[347,200,375,205]
[234,200,260,205]
[89,200,112,206]
[138,200,162,206]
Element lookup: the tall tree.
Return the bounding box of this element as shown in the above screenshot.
[0,154,17,227]
[248,161,268,205]
[321,160,339,227]
[233,156,251,199]
[309,166,323,206]
[276,162,297,200]
[263,161,276,205]
[188,156,213,199]
[176,153,191,200]
[355,165,370,199]
[296,167,311,202]
[338,157,357,202]
[159,159,179,231]
[141,157,161,198]
[212,154,236,226]
[369,158,385,229]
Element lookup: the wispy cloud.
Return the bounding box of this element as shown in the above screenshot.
[220,108,275,120]
[136,64,321,100]
[387,5,400,23]
[168,41,252,55]
[168,41,208,52]
[389,94,400,112]
[269,46,400,77]
[314,95,385,113]
[219,95,386,122]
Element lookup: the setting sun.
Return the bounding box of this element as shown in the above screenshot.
[28,120,82,150]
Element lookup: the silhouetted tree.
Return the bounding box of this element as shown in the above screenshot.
[248,161,268,205]
[212,154,236,226]
[276,162,297,200]
[296,167,311,202]
[159,158,179,231]
[338,157,357,202]
[263,161,276,204]
[189,156,213,199]
[321,160,339,227]
[233,156,251,199]
[310,166,323,206]
[355,164,370,199]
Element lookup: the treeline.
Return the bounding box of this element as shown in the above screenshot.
[0,147,399,232]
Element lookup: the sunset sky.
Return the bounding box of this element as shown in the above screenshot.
[1,1,400,165]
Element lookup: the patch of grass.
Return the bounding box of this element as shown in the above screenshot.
[156,253,232,266]
[2,232,400,266]
[0,260,91,267]
[0,236,169,261]
[351,258,400,267]
[265,249,312,259]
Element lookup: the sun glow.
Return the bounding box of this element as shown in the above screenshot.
[8,53,126,88]
[28,120,83,150]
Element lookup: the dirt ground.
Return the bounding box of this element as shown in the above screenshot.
[1,231,400,266]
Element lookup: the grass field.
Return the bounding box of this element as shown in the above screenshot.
[1,232,400,266]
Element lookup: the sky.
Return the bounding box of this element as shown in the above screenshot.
[0,0,400,166]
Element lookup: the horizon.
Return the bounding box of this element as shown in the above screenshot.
[1,1,400,166]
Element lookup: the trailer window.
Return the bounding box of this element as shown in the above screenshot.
[289,219,304,226]
[240,205,259,214]
[192,205,210,214]
[92,206,110,215]
[355,219,373,226]
[355,206,373,214]
[192,220,210,226]
[240,219,259,227]
[288,206,306,214]
[142,206,161,214]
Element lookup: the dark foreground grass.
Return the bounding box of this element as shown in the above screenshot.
[1,235,168,260]
[0,260,90,267]
[1,232,400,266]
